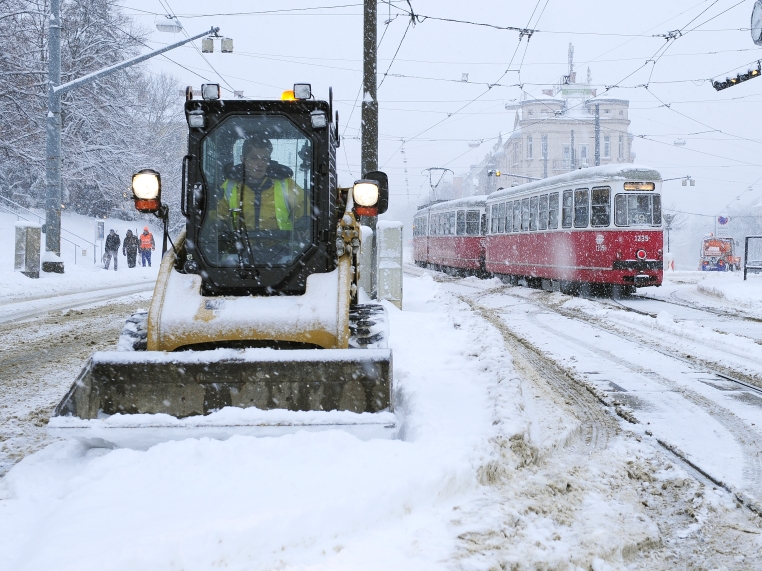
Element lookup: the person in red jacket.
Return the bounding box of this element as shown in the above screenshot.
[139,226,155,267]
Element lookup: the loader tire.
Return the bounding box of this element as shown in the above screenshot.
[349,304,388,349]
[117,310,148,351]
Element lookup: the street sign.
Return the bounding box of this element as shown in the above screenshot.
[96,221,104,240]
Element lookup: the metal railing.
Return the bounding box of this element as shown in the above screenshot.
[0,195,97,264]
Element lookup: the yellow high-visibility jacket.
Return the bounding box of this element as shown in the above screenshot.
[218,177,307,230]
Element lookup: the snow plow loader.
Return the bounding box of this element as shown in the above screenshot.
[49,84,395,448]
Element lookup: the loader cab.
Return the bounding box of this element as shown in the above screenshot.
[181,89,339,296]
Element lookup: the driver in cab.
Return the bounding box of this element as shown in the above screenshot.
[217,137,308,232]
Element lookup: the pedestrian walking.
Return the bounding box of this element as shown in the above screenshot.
[139,226,155,267]
[123,229,139,268]
[104,229,121,271]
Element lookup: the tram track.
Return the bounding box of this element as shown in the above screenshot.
[404,265,762,518]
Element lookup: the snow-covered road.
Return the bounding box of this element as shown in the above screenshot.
[1,270,761,570]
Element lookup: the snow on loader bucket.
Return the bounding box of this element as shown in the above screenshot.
[48,348,394,449]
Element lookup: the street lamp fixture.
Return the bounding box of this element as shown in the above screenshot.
[156,16,182,33]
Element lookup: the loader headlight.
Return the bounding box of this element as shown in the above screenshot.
[132,170,161,200]
[353,180,379,207]
[132,169,162,213]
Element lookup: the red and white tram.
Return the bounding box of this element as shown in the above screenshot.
[413,166,664,293]
[413,196,488,275]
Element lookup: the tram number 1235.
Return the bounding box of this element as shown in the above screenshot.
[634,235,650,242]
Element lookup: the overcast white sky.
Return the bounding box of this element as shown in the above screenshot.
[118,0,762,220]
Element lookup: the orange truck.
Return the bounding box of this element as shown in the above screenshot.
[699,235,741,271]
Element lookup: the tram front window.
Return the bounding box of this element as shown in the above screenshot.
[198,115,313,268]
[614,193,661,227]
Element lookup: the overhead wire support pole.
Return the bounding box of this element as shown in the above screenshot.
[361,0,379,298]
[44,23,220,273]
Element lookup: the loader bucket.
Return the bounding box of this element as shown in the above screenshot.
[48,348,394,448]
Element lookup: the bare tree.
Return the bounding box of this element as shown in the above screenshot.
[0,0,184,222]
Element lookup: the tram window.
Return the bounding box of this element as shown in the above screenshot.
[423,217,428,235]
[498,203,506,233]
[562,190,573,228]
[653,194,662,225]
[513,201,521,232]
[480,213,487,235]
[591,186,611,227]
[521,198,530,231]
[490,205,498,234]
[450,211,457,234]
[538,194,549,231]
[574,188,589,228]
[548,193,559,229]
[614,193,662,226]
[529,196,539,231]
[456,210,466,235]
[466,210,480,235]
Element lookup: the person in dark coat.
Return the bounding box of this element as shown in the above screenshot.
[104,229,121,271]
[123,229,139,268]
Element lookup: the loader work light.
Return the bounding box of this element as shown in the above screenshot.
[310,110,327,128]
[201,83,220,100]
[132,169,162,212]
[294,83,312,100]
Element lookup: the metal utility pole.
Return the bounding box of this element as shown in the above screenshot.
[44,16,222,273]
[663,213,675,253]
[594,104,600,166]
[361,0,379,298]
[570,130,575,169]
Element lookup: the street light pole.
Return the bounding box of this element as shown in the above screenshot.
[44,18,222,272]
[44,0,62,272]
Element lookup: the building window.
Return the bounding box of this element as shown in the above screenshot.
[527,135,533,159]
[579,144,589,166]
[618,135,624,160]
[563,144,571,166]
[619,110,624,116]
[541,135,548,158]
[603,136,611,159]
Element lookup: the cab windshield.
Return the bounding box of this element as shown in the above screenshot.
[198,115,313,268]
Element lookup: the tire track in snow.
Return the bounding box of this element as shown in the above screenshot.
[0,295,150,476]
[457,292,618,454]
